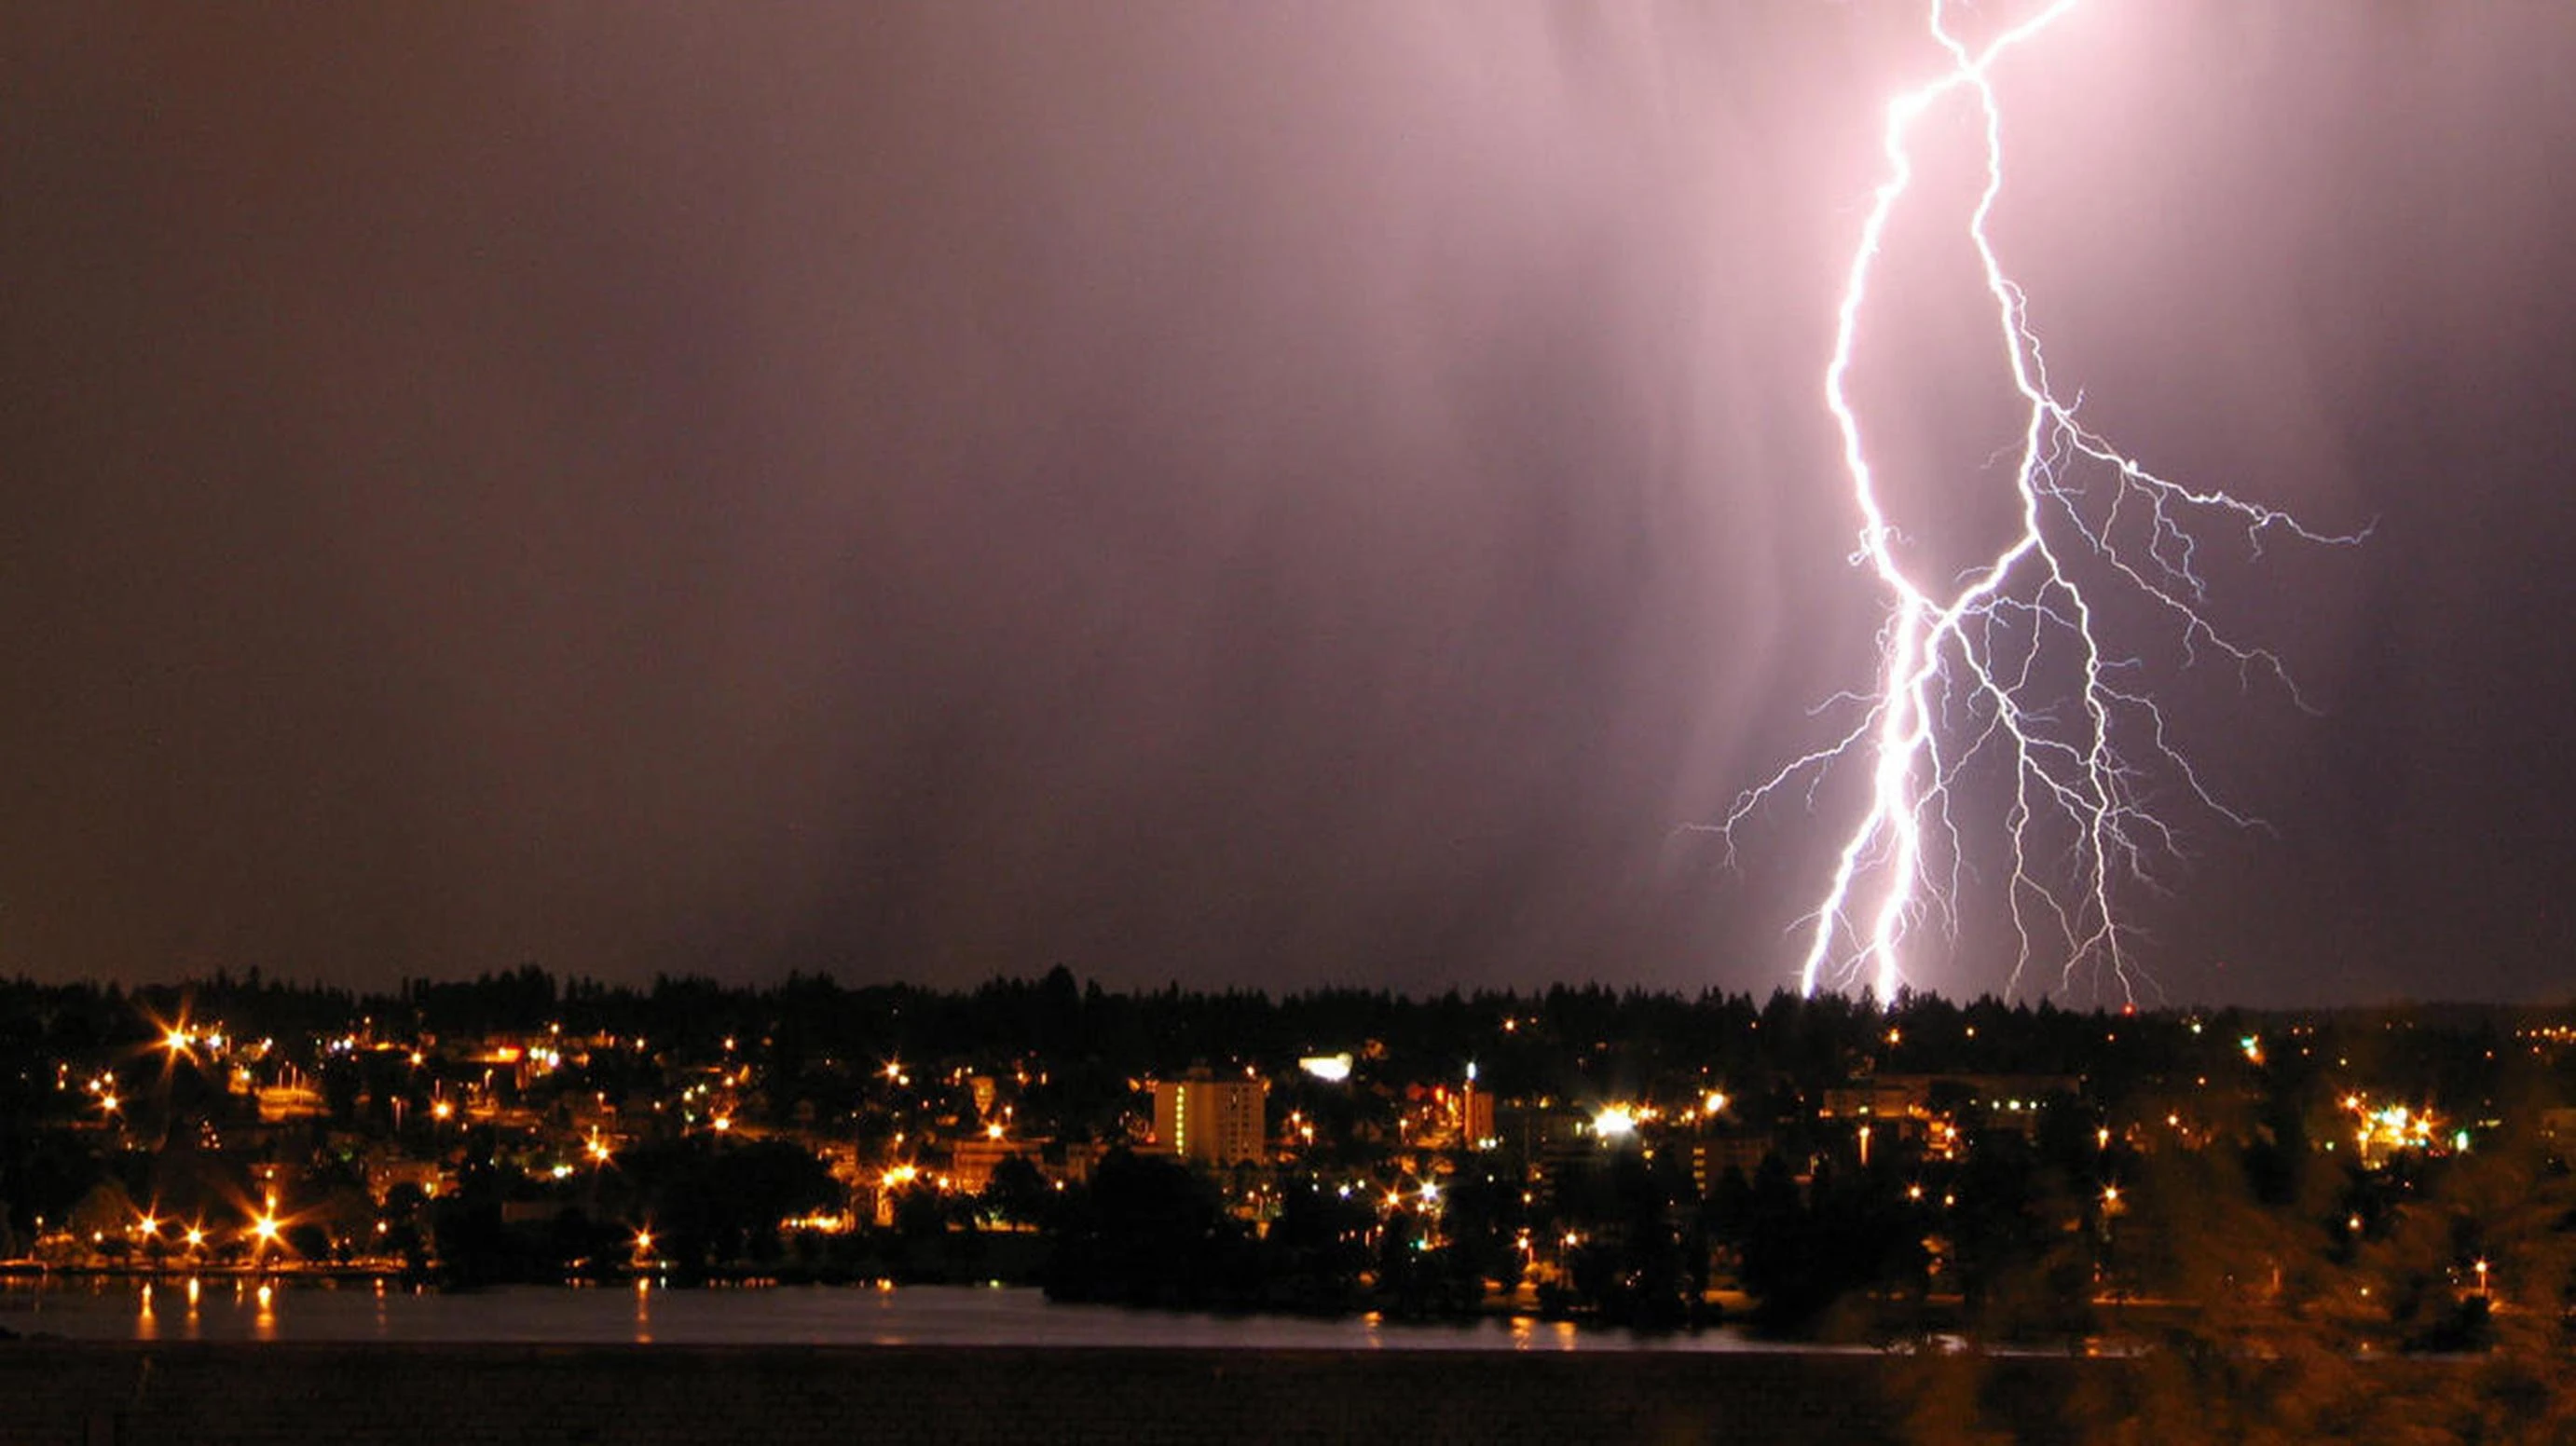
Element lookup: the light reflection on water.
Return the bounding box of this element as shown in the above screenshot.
[0,1278,1783,1352]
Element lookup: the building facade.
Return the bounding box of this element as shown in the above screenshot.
[1150,1074,1268,1166]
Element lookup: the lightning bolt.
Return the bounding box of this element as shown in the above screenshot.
[1715,0,2363,1003]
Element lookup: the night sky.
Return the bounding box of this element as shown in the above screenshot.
[4,3,2572,1004]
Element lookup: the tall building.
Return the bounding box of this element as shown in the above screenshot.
[1151,1073,1268,1166]
[1459,1079,1496,1149]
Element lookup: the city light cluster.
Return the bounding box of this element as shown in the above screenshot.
[2,975,2542,1357]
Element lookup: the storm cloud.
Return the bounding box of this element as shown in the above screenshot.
[3,3,2571,1003]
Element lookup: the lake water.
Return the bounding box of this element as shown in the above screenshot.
[0,1277,1789,1352]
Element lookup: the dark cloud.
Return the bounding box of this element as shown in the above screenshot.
[1,3,2570,1002]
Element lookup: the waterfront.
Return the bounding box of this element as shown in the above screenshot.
[0,1277,1784,1351]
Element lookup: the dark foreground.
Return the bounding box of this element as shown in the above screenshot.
[0,1341,2092,1445]
[8,1340,2551,1445]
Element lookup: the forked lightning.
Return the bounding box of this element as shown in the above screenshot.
[1717,0,2362,1002]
